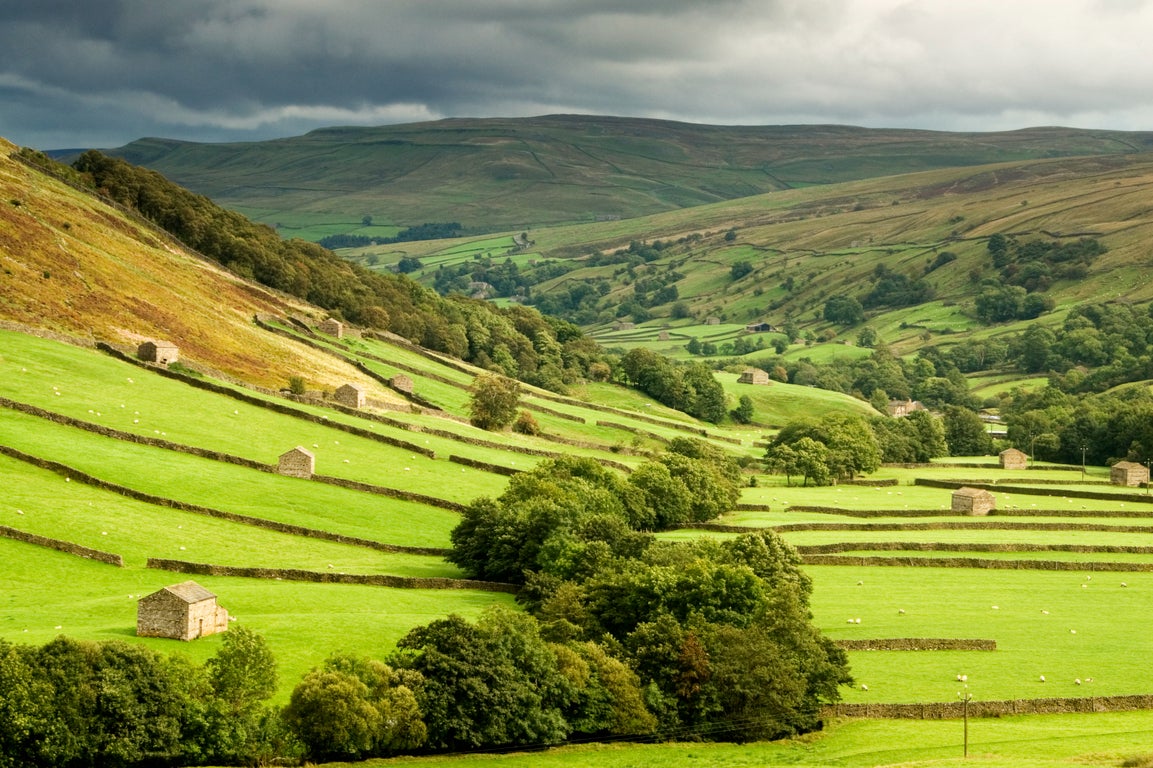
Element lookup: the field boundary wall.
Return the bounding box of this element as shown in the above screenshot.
[95,342,438,458]
[0,443,451,555]
[824,694,1153,719]
[147,558,518,594]
[801,554,1153,571]
[0,523,123,566]
[835,638,996,651]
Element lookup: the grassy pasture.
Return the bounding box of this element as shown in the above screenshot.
[337,711,1153,767]
[0,453,458,577]
[0,410,462,548]
[0,539,513,705]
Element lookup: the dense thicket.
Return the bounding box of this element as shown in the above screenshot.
[0,628,287,768]
[618,348,728,422]
[69,151,598,391]
[444,452,849,743]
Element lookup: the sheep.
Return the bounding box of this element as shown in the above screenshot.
[898,609,905,615]
[1070,629,1077,634]
[860,684,868,691]
[1039,675,1046,682]
[1075,678,1082,685]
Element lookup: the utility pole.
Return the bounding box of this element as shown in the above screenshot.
[1081,445,1086,481]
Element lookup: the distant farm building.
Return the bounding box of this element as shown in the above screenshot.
[745,321,774,333]
[334,383,366,409]
[318,318,344,338]
[613,321,636,331]
[951,487,996,516]
[1111,461,1149,487]
[391,374,414,394]
[999,448,1028,470]
[138,340,179,366]
[705,316,721,325]
[658,330,670,341]
[137,581,228,641]
[278,446,315,478]
[737,367,770,385]
[887,399,927,418]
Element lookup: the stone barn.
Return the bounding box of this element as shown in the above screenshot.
[137,581,228,641]
[1111,461,1149,487]
[951,487,996,516]
[334,383,366,409]
[391,374,414,394]
[658,330,670,341]
[318,318,344,338]
[138,340,179,365]
[887,399,926,418]
[999,448,1028,470]
[278,446,315,478]
[705,316,720,325]
[612,321,635,331]
[737,367,770,385]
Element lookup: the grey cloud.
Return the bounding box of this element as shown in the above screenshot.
[1,0,1151,149]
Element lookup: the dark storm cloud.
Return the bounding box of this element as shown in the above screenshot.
[1,0,1151,149]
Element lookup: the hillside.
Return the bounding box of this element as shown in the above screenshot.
[376,151,1153,363]
[103,115,1153,237]
[0,138,386,391]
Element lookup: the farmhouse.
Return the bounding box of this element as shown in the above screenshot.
[737,367,770,385]
[333,383,366,409]
[137,581,229,641]
[951,487,996,516]
[1111,461,1149,487]
[887,399,927,418]
[999,448,1028,469]
[137,340,179,365]
[391,374,414,394]
[318,318,344,338]
[278,446,315,478]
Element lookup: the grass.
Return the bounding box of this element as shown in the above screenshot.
[0,539,513,705]
[322,711,1153,767]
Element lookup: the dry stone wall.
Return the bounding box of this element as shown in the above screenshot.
[148,558,518,593]
[825,694,1153,719]
[0,522,123,566]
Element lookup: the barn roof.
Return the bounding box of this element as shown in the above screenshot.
[163,581,216,604]
[1113,461,1146,470]
[953,486,993,498]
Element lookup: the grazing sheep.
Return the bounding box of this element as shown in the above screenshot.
[861,684,868,691]
[1075,678,1082,685]
[898,609,905,615]
[1040,675,1046,682]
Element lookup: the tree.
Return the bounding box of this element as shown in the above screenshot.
[393,610,571,750]
[469,373,521,430]
[730,394,754,424]
[823,295,864,325]
[283,655,425,761]
[943,405,993,456]
[730,261,753,280]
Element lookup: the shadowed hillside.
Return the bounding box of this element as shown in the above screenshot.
[103,116,1153,236]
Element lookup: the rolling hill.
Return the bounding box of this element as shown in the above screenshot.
[373,151,1153,363]
[102,115,1153,237]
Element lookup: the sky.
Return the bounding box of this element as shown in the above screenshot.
[2,0,1152,150]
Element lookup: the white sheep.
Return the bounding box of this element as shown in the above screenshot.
[1039,675,1046,682]
[1075,678,1082,685]
[860,684,868,691]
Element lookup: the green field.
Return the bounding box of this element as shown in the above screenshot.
[7,326,1153,765]
[328,711,1153,767]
